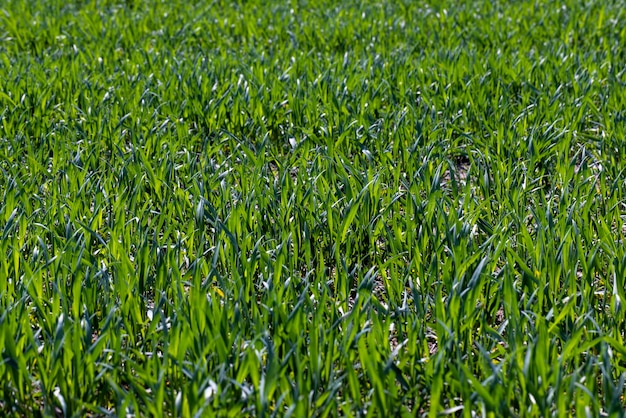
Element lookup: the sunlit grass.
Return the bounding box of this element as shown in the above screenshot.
[1,0,625,416]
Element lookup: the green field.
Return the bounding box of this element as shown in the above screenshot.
[1,0,625,416]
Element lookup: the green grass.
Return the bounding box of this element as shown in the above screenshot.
[1,0,625,416]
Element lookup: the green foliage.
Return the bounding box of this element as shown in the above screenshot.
[0,0,625,415]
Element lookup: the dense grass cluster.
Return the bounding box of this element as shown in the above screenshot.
[1,0,625,416]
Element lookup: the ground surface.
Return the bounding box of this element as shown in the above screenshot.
[0,0,625,416]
